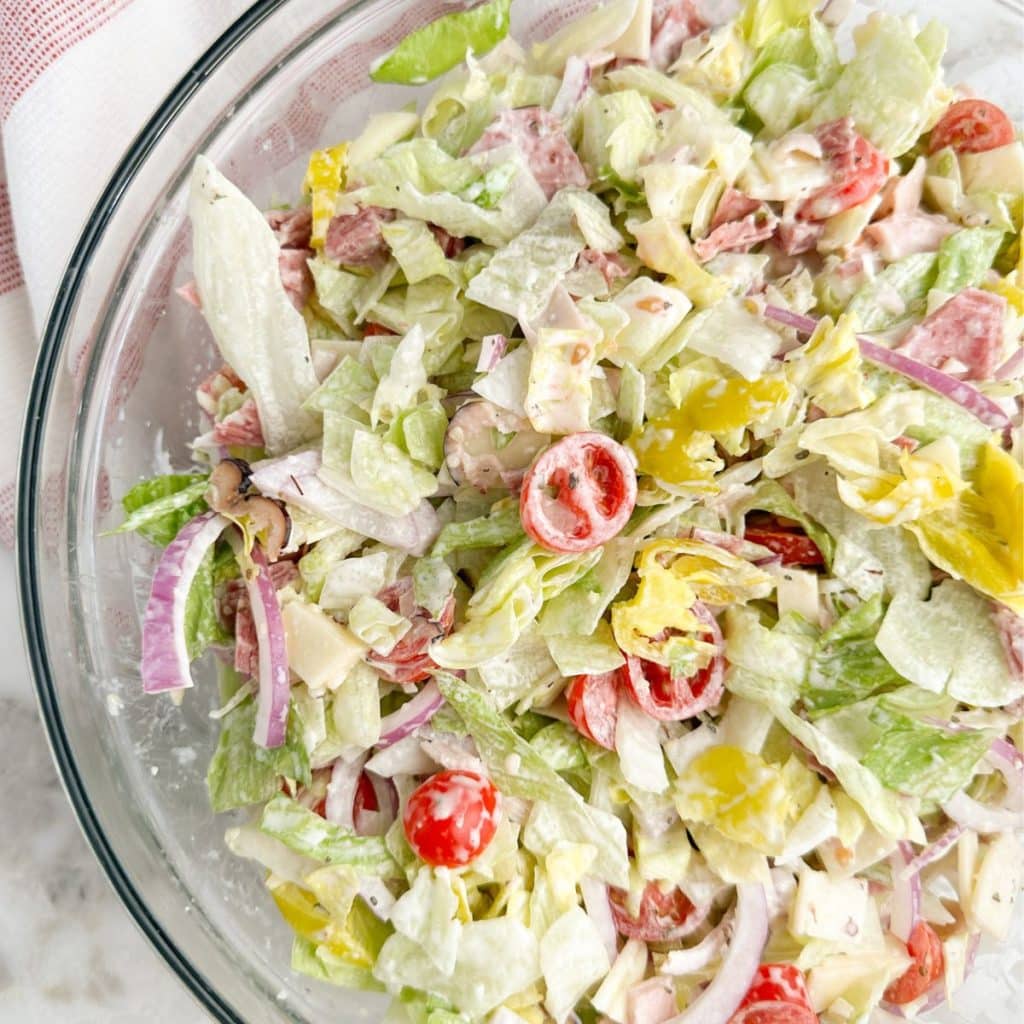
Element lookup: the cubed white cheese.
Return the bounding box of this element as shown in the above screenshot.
[281,600,367,695]
[790,867,869,942]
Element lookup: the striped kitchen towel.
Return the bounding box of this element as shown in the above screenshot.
[0,0,250,545]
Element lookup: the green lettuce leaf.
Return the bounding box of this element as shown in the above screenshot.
[260,795,401,877]
[118,474,209,545]
[861,707,993,801]
[932,227,1006,294]
[431,499,524,558]
[185,543,235,660]
[808,14,947,158]
[206,698,311,812]
[803,596,904,715]
[740,0,817,48]
[845,252,939,331]
[370,0,511,85]
[291,937,384,991]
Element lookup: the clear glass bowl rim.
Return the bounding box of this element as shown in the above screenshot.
[17,2,301,1020]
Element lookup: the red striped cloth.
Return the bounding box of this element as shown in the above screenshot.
[0,0,249,544]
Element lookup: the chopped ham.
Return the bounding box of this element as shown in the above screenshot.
[277,247,314,311]
[864,211,958,261]
[468,106,587,200]
[710,188,763,231]
[324,206,396,266]
[696,208,778,261]
[775,219,825,256]
[265,207,313,249]
[579,248,631,286]
[896,288,1007,380]
[212,398,265,448]
[875,157,927,220]
[650,0,707,70]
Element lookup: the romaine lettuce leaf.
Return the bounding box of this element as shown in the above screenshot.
[431,499,524,559]
[373,918,540,1019]
[684,297,782,382]
[466,189,607,324]
[437,674,630,886]
[545,620,625,678]
[932,227,1006,294]
[861,707,993,801]
[808,14,948,158]
[260,795,401,876]
[875,579,1024,707]
[189,157,320,453]
[370,0,511,85]
[298,529,365,603]
[206,698,311,812]
[118,473,209,546]
[803,596,904,715]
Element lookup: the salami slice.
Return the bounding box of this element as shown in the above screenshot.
[469,106,588,199]
[324,206,396,265]
[897,288,1007,380]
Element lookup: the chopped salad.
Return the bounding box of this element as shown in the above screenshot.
[119,0,1024,1021]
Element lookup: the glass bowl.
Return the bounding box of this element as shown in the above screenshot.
[17,1,1023,1021]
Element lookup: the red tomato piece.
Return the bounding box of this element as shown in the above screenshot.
[366,577,456,684]
[744,528,824,567]
[520,433,638,554]
[798,119,889,222]
[363,321,396,337]
[729,1004,818,1024]
[403,770,501,868]
[566,670,620,749]
[619,605,725,721]
[738,965,814,1012]
[354,772,379,816]
[929,100,1015,155]
[884,921,945,1005]
[609,882,706,942]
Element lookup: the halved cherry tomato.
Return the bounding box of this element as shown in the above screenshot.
[520,432,638,554]
[403,770,501,868]
[738,965,814,1012]
[744,528,824,567]
[884,921,945,1005]
[566,670,620,749]
[798,119,889,222]
[620,605,725,721]
[929,100,1015,155]
[366,577,455,684]
[609,882,706,942]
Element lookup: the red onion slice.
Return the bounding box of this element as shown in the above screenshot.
[476,333,509,373]
[377,680,445,747]
[228,534,291,748]
[996,347,1024,381]
[551,55,592,119]
[142,511,230,694]
[898,825,965,880]
[942,738,1024,833]
[664,884,769,1024]
[889,842,921,943]
[325,754,368,828]
[762,305,1013,432]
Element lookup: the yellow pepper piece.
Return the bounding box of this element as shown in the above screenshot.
[784,313,873,416]
[836,437,968,526]
[676,746,801,855]
[906,441,1024,614]
[611,538,774,665]
[303,142,348,248]
[633,217,729,307]
[983,276,1024,315]
[631,373,792,486]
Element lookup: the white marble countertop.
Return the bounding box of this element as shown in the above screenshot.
[0,550,209,1023]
